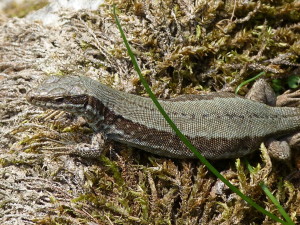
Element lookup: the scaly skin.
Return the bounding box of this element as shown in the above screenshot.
[26,75,300,159]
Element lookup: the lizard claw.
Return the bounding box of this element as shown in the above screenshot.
[286,133,300,148]
[276,90,300,107]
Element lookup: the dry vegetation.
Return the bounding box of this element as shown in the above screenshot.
[0,0,299,224]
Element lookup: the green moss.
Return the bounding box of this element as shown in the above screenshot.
[3,0,49,18]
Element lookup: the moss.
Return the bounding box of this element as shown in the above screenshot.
[3,0,49,18]
[9,0,299,224]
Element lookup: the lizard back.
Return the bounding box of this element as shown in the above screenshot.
[27,75,300,159]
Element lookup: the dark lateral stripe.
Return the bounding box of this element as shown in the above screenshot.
[93,98,266,159]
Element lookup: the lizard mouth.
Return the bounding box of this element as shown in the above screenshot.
[26,91,88,110]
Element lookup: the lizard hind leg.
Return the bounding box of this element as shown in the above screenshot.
[265,138,291,161]
[276,89,300,107]
[245,79,277,106]
[245,79,291,161]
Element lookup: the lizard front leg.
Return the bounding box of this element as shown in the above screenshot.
[40,132,108,158]
[72,132,108,158]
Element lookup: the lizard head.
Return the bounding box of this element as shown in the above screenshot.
[26,76,104,122]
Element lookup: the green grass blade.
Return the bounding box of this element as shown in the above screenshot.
[235,71,266,94]
[260,182,295,225]
[245,159,294,224]
[113,5,288,225]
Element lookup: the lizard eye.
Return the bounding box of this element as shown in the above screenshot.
[54,97,64,103]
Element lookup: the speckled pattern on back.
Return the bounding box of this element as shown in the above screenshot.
[27,75,300,159]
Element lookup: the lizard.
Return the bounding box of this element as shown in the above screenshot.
[26,75,300,160]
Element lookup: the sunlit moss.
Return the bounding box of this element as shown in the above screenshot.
[3,0,49,18]
[12,0,298,224]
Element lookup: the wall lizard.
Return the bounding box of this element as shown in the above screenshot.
[26,75,300,160]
